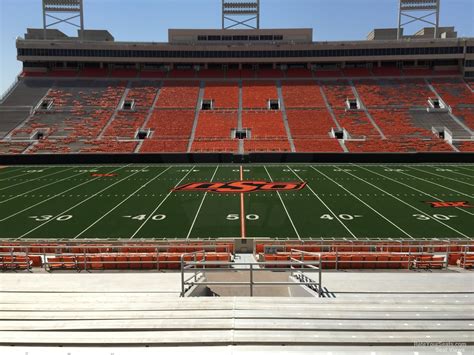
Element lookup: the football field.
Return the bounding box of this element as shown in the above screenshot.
[0,163,472,241]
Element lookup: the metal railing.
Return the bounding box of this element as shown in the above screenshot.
[180,251,323,297]
[0,73,21,104]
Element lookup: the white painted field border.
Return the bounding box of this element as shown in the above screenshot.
[264,165,301,241]
[341,166,471,239]
[16,167,144,239]
[362,165,474,217]
[129,166,196,239]
[405,166,474,187]
[185,166,219,240]
[377,166,474,208]
[0,166,76,192]
[0,165,124,222]
[0,169,98,205]
[0,169,49,182]
[73,166,172,239]
[311,166,414,239]
[424,165,474,179]
[286,165,358,240]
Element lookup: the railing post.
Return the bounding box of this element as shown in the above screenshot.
[318,255,323,298]
[250,263,253,297]
[180,255,185,297]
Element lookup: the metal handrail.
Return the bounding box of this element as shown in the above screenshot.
[0,73,21,104]
[180,253,323,297]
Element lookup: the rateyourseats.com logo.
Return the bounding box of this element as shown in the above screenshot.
[414,341,467,353]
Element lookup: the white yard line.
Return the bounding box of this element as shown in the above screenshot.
[424,166,474,179]
[372,166,474,212]
[0,167,75,192]
[185,166,219,240]
[343,165,471,239]
[264,165,301,240]
[16,166,142,239]
[129,166,196,240]
[405,166,474,188]
[0,167,24,177]
[455,166,474,173]
[0,169,45,182]
[0,169,93,204]
[286,165,358,239]
[311,166,414,239]
[0,165,125,222]
[73,166,172,239]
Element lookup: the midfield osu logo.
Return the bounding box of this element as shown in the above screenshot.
[173,181,306,193]
[425,201,473,208]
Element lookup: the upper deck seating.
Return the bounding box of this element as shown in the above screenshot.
[430,78,474,107]
[204,82,239,109]
[282,82,326,108]
[155,82,200,108]
[242,81,278,109]
[320,80,353,108]
[354,79,432,108]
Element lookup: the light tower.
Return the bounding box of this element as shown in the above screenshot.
[397,0,441,39]
[222,0,260,29]
[42,0,85,39]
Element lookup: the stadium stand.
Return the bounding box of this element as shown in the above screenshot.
[203,82,239,109]
[155,82,200,108]
[333,109,380,137]
[354,79,433,107]
[430,78,474,107]
[320,80,354,108]
[282,81,326,108]
[192,111,238,152]
[242,81,278,108]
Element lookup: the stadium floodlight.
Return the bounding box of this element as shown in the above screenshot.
[42,0,84,39]
[222,0,260,29]
[397,0,441,39]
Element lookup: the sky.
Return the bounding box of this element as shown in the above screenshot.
[0,0,473,93]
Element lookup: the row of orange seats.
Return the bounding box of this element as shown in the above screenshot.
[293,139,343,152]
[46,253,231,271]
[243,111,288,137]
[320,80,353,108]
[203,82,239,109]
[0,243,234,254]
[242,81,278,108]
[255,242,472,255]
[282,82,326,108]
[431,78,474,107]
[345,138,454,153]
[0,256,31,270]
[146,110,195,138]
[457,141,474,152]
[286,109,335,137]
[104,111,148,139]
[354,79,432,107]
[194,111,237,139]
[192,140,238,153]
[263,253,444,269]
[155,82,200,108]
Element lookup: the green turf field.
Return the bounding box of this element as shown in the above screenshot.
[0,164,472,240]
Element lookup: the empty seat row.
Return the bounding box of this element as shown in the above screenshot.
[45,253,232,271]
[282,82,326,108]
[262,253,445,269]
